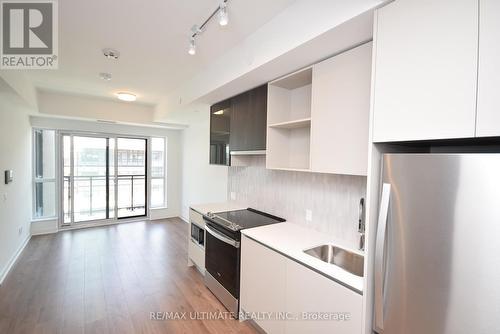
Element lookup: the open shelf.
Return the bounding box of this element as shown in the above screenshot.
[267,67,313,171]
[268,67,312,125]
[268,118,311,129]
[266,126,311,171]
[266,167,311,173]
[230,150,266,156]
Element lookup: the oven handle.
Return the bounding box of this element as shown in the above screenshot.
[205,225,240,248]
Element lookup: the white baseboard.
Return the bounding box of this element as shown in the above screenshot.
[150,207,179,221]
[31,218,58,235]
[0,235,31,285]
[179,215,189,224]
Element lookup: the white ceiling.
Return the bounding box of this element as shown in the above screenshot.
[27,0,296,105]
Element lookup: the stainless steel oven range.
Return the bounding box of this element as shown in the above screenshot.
[203,208,285,317]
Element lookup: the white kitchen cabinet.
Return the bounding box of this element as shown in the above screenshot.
[476,0,500,137]
[372,0,478,142]
[310,42,371,176]
[240,236,363,334]
[240,235,287,334]
[284,258,362,334]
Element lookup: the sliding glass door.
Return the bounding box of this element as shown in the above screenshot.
[73,136,109,221]
[117,138,147,218]
[61,134,147,226]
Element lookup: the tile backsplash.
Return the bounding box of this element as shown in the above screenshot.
[228,157,367,249]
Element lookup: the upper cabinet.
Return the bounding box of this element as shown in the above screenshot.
[230,84,268,152]
[209,85,268,165]
[476,0,500,137]
[210,100,231,165]
[266,43,372,175]
[310,42,372,176]
[372,0,479,142]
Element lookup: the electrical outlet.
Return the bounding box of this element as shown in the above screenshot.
[230,192,236,201]
[306,209,313,222]
[18,227,23,235]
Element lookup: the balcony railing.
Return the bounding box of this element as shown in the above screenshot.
[63,174,146,220]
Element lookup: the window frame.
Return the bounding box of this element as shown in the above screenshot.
[31,128,168,224]
[32,128,58,220]
[150,137,167,209]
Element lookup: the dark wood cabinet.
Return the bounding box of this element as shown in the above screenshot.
[209,84,268,165]
[209,100,231,165]
[230,84,267,152]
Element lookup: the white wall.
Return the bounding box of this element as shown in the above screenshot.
[0,82,33,283]
[168,105,228,221]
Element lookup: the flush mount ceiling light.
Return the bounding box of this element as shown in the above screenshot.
[214,110,224,115]
[187,0,229,55]
[99,72,112,81]
[116,92,136,102]
[103,48,120,60]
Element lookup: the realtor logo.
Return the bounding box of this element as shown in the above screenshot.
[1,0,58,69]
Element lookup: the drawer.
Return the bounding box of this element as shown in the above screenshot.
[188,240,205,271]
[190,208,205,227]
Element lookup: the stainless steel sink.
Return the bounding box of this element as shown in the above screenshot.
[304,244,364,277]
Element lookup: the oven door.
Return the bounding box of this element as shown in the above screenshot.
[204,223,240,298]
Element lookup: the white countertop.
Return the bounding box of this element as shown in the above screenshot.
[241,222,365,293]
[190,201,247,216]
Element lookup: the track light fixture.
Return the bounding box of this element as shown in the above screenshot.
[187,0,229,55]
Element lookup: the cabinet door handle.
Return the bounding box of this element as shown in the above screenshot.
[374,183,391,332]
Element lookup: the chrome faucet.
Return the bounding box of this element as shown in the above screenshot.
[358,198,365,251]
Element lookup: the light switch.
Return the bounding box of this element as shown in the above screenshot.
[306,209,313,222]
[4,170,13,184]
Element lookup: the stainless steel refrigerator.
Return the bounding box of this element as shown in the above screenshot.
[374,154,500,334]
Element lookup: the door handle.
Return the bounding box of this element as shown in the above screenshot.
[374,183,391,333]
[205,225,240,248]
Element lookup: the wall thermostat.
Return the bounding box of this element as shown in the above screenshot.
[4,170,13,184]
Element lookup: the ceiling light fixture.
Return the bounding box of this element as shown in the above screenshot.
[116,92,137,102]
[218,3,228,26]
[103,48,120,60]
[187,0,229,55]
[214,110,224,115]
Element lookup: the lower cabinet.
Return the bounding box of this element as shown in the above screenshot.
[240,235,362,334]
[240,235,287,334]
[284,258,362,334]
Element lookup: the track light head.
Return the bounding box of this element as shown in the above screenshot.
[188,37,196,55]
[218,3,228,26]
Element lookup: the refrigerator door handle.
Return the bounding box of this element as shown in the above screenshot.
[374,183,391,333]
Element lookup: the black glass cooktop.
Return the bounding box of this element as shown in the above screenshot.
[206,208,285,232]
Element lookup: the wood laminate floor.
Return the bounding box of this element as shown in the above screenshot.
[0,218,258,334]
